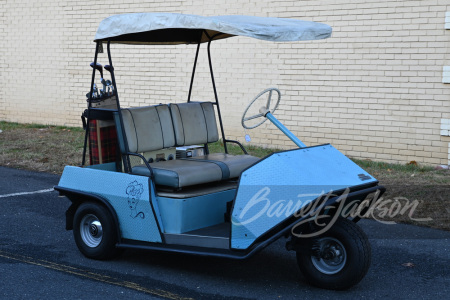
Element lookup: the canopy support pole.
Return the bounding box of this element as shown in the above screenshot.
[206,32,228,154]
[187,39,201,103]
[81,41,101,167]
[107,40,131,173]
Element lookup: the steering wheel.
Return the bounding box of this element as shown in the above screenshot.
[241,88,281,129]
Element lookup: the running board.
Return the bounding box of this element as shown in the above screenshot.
[164,222,230,249]
[164,233,229,249]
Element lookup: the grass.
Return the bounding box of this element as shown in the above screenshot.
[1,121,449,230]
[354,158,435,173]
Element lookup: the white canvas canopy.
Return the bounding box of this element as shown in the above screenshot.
[94,13,332,45]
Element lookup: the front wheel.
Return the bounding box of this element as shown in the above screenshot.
[296,218,371,290]
[73,202,122,260]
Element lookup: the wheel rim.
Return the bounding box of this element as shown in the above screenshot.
[311,237,347,275]
[80,214,103,248]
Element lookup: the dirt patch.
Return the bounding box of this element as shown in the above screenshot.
[368,172,449,231]
[0,124,84,174]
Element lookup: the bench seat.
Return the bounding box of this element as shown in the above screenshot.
[117,102,260,189]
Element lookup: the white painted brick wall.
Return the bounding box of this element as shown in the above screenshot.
[0,0,450,166]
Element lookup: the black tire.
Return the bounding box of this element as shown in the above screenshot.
[73,202,122,260]
[296,218,371,290]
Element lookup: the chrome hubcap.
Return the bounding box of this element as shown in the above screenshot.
[80,214,103,248]
[311,237,347,275]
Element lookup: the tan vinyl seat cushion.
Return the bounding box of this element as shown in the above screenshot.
[170,102,219,145]
[132,153,260,188]
[121,105,175,152]
[190,153,260,178]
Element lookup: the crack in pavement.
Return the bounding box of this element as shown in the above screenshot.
[0,250,194,300]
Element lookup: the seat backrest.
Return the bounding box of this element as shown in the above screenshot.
[170,102,219,146]
[120,105,175,153]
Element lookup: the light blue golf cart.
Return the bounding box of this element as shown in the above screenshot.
[55,13,386,290]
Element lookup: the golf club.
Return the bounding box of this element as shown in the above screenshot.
[90,62,106,97]
[104,65,115,96]
[90,62,103,78]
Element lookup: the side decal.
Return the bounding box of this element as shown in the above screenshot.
[126,180,145,219]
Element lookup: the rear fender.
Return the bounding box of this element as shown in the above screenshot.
[55,186,121,242]
[55,166,162,243]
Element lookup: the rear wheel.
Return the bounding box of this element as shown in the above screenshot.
[296,218,371,290]
[73,202,122,260]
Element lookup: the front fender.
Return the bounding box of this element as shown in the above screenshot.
[231,144,381,250]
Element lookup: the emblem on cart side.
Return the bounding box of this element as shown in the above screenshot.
[358,174,372,181]
[126,180,145,219]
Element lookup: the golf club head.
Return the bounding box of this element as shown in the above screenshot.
[90,62,103,78]
[104,65,113,73]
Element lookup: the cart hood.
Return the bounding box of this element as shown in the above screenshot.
[94,13,332,44]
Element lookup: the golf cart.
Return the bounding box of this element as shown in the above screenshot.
[55,13,385,290]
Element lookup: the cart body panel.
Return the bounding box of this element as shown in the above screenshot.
[58,166,163,243]
[157,189,236,234]
[231,144,377,249]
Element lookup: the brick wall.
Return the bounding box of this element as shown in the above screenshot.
[1,0,449,165]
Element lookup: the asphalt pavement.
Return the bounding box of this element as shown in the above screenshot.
[0,166,449,299]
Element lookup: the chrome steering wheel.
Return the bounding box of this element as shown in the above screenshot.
[241,88,281,129]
